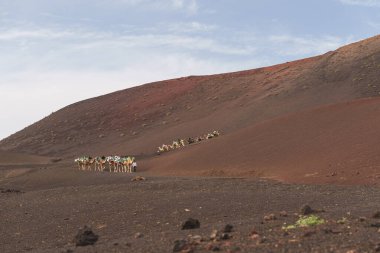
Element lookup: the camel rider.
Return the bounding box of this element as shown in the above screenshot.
[132,161,137,172]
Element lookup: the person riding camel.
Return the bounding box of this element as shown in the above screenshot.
[132,161,137,172]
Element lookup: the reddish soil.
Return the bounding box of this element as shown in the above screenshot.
[144,97,380,185]
[0,151,52,166]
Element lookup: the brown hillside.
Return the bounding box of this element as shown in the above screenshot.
[1,35,380,184]
[143,97,380,184]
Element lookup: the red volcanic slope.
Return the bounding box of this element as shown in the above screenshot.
[144,97,380,184]
[1,35,380,184]
[0,151,51,165]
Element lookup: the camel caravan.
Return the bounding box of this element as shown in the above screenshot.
[74,130,220,172]
[74,156,136,173]
[157,130,220,154]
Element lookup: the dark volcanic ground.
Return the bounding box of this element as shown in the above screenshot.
[1,165,380,253]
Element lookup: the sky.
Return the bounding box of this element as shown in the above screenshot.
[0,0,380,140]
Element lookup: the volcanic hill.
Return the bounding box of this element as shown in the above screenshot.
[2,35,380,184]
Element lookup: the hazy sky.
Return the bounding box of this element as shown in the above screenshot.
[1,0,380,139]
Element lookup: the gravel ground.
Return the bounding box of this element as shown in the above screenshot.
[1,167,380,253]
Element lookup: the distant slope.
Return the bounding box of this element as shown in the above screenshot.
[143,97,380,184]
[0,151,51,165]
[1,34,380,175]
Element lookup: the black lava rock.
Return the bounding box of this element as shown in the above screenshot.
[173,240,189,252]
[373,211,380,219]
[301,205,314,215]
[223,224,233,233]
[74,226,99,246]
[181,218,200,230]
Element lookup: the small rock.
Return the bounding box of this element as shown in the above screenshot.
[188,235,203,244]
[264,214,277,221]
[210,229,219,240]
[358,217,366,222]
[173,240,190,252]
[302,230,316,237]
[223,224,233,233]
[134,232,143,239]
[50,158,62,163]
[371,223,380,228]
[131,176,146,182]
[373,212,380,219]
[205,243,220,251]
[375,243,380,252]
[249,230,260,240]
[74,226,99,246]
[323,228,342,234]
[300,205,314,215]
[181,218,200,230]
[220,233,231,240]
[259,237,267,244]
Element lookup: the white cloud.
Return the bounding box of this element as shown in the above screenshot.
[166,21,217,33]
[0,28,74,40]
[338,0,380,6]
[108,0,199,14]
[268,35,355,56]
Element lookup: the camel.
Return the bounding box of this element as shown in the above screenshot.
[120,156,135,173]
[74,157,85,170]
[74,157,94,170]
[94,156,107,171]
[157,144,170,154]
[187,137,195,144]
[158,146,165,153]
[106,156,121,172]
[206,133,214,139]
[83,157,95,170]
[212,130,220,137]
[172,141,181,149]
